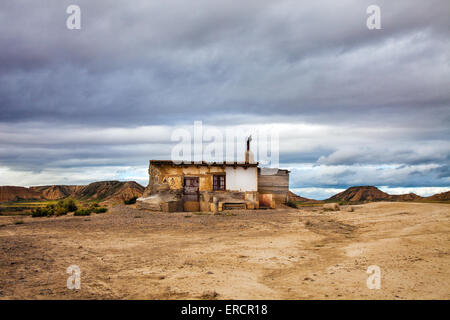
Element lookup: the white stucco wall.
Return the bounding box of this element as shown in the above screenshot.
[225,167,258,192]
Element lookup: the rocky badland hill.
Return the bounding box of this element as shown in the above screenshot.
[390,192,424,202]
[426,191,450,202]
[2,182,448,204]
[327,186,392,202]
[29,185,83,200]
[291,186,447,203]
[0,181,144,203]
[73,181,144,202]
[326,186,429,202]
[325,186,446,203]
[0,186,43,202]
[287,191,322,203]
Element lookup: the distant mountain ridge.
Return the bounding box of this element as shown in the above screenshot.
[426,191,450,202]
[0,186,42,202]
[292,186,448,203]
[288,191,322,203]
[390,192,424,202]
[327,186,391,202]
[326,186,426,202]
[1,183,448,204]
[0,181,144,203]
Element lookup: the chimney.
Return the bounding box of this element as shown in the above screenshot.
[245,135,255,164]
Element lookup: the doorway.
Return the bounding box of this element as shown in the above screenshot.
[183,177,200,211]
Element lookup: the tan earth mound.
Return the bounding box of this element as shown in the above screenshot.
[328,186,429,203]
[328,186,390,202]
[29,185,79,200]
[64,181,145,202]
[0,181,144,203]
[426,191,450,202]
[72,181,144,201]
[288,191,322,203]
[0,186,42,202]
[390,193,424,201]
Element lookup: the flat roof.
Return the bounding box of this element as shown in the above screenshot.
[150,160,259,168]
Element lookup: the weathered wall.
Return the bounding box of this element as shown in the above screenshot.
[143,162,260,212]
[146,163,226,194]
[257,169,289,204]
[225,167,258,192]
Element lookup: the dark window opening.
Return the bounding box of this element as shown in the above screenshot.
[213,175,226,191]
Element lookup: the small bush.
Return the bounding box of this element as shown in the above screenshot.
[74,209,91,216]
[124,197,138,205]
[88,203,107,214]
[32,207,52,217]
[287,200,298,208]
[60,198,78,212]
[92,207,107,214]
[53,206,69,216]
[32,198,78,218]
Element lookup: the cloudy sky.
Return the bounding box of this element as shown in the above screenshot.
[0,0,449,199]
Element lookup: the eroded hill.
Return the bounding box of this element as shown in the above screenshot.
[0,181,144,203]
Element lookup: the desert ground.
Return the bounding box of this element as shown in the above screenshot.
[0,202,449,299]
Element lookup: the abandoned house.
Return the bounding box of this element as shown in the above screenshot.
[137,137,289,212]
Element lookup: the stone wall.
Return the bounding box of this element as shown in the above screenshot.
[139,162,259,212]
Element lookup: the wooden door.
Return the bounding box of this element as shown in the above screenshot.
[183,177,199,202]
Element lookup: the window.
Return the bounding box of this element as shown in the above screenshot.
[213,175,225,191]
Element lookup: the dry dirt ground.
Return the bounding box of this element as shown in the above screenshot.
[0,202,449,299]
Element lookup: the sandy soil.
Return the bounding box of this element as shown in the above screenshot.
[0,202,449,299]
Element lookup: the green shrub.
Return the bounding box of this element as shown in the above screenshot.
[62,198,78,212]
[32,198,78,218]
[287,200,298,208]
[92,207,107,214]
[54,206,69,216]
[88,202,107,214]
[74,209,91,216]
[124,197,137,205]
[31,207,52,217]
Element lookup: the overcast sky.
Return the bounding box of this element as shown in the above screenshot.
[0,0,449,199]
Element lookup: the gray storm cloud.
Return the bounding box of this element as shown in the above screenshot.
[0,0,449,197]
